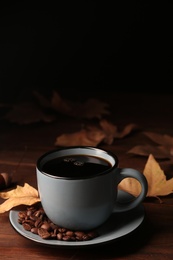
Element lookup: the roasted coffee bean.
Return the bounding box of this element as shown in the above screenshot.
[62,235,71,241]
[18,211,26,219]
[66,231,74,237]
[29,214,38,221]
[50,222,59,229]
[18,204,99,241]
[26,209,33,217]
[35,219,42,228]
[41,222,51,231]
[31,227,38,234]
[38,228,51,239]
[74,231,85,238]
[51,229,57,238]
[87,231,98,239]
[57,233,63,240]
[22,223,32,231]
[58,227,67,233]
[18,218,23,225]
[23,219,35,227]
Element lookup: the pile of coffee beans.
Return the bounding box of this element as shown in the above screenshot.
[18,204,98,241]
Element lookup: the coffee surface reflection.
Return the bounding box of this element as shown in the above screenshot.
[42,155,112,178]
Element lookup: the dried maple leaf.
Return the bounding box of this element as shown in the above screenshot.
[55,120,139,147]
[55,127,106,147]
[3,102,56,124]
[127,131,173,161]
[0,183,40,213]
[144,132,173,159]
[118,154,173,199]
[127,145,170,159]
[143,154,173,197]
[51,91,110,119]
[100,120,138,145]
[144,131,173,147]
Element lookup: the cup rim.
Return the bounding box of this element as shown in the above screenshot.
[36,146,119,180]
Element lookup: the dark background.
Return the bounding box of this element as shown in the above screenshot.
[1,1,173,102]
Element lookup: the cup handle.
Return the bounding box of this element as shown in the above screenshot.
[114,168,148,212]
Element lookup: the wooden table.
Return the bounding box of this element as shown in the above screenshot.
[0,92,173,259]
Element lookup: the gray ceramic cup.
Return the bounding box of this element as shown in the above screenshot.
[36,146,148,230]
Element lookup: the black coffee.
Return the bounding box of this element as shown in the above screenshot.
[42,155,112,178]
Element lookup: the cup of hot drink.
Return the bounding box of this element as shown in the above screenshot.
[36,146,148,231]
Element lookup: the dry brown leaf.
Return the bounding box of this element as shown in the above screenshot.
[118,154,173,198]
[127,145,170,159]
[144,132,173,147]
[3,90,110,124]
[51,91,110,119]
[55,121,138,147]
[0,183,41,213]
[3,102,56,124]
[100,120,138,145]
[117,123,139,138]
[55,128,106,147]
[127,131,173,160]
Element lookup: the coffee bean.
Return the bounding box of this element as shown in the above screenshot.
[74,231,85,238]
[18,211,26,219]
[35,219,42,228]
[57,233,63,240]
[40,222,51,231]
[38,228,51,239]
[18,204,99,242]
[66,231,74,237]
[62,235,71,241]
[58,227,66,233]
[31,227,38,234]
[22,223,32,231]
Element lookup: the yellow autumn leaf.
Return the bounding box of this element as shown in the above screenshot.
[118,177,141,197]
[118,154,173,198]
[0,183,41,213]
[144,154,173,197]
